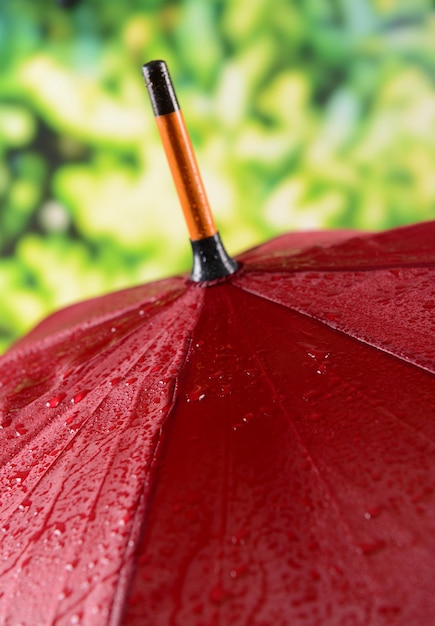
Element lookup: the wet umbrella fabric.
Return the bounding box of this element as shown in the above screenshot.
[1,221,435,625]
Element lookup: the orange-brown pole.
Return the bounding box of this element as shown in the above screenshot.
[155,111,217,241]
[142,60,238,282]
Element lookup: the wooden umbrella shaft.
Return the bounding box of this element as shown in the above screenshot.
[156,111,217,241]
[143,60,216,242]
[143,60,238,282]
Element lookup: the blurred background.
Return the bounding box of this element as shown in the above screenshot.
[1,0,435,352]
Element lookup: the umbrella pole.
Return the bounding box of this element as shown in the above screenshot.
[142,60,239,282]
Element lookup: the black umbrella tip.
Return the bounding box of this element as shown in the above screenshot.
[142,60,180,117]
[190,234,239,283]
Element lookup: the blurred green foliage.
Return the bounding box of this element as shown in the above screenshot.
[1,0,435,351]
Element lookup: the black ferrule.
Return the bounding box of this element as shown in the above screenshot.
[190,233,239,282]
[142,60,180,117]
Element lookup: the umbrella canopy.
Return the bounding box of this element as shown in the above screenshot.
[1,221,435,625]
[1,60,435,625]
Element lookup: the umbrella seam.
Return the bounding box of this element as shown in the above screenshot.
[233,276,435,377]
[224,284,384,616]
[0,289,190,450]
[1,285,187,364]
[110,286,206,625]
[241,261,435,274]
[0,290,205,626]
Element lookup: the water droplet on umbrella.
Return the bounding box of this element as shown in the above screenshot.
[46,393,66,408]
[90,604,105,617]
[209,370,223,380]
[18,498,32,510]
[119,512,133,526]
[233,411,256,430]
[303,345,331,362]
[316,363,328,375]
[71,390,89,404]
[125,378,137,386]
[68,420,85,433]
[15,424,28,436]
[0,418,12,428]
[54,521,66,535]
[10,470,30,484]
[231,529,247,546]
[217,384,232,397]
[302,389,323,401]
[58,587,73,601]
[186,387,206,402]
[364,506,382,520]
[110,377,121,386]
[65,561,77,571]
[229,563,249,579]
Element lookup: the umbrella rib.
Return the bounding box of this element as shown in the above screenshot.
[0,292,204,620]
[109,297,207,624]
[162,354,234,624]
[0,289,191,470]
[301,312,435,377]
[375,404,435,452]
[0,287,201,498]
[244,260,435,275]
[50,408,145,624]
[111,381,187,625]
[0,456,76,580]
[212,292,270,626]
[48,441,135,626]
[0,322,197,621]
[52,328,194,625]
[0,390,115,580]
[1,284,186,365]
[21,307,195,490]
[234,276,435,377]
[223,286,385,602]
[260,292,435,451]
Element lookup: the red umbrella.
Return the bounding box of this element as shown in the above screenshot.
[1,61,435,626]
